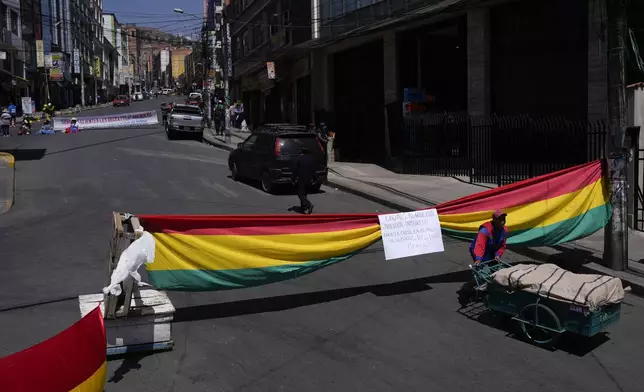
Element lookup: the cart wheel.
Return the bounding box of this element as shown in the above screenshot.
[518,303,562,347]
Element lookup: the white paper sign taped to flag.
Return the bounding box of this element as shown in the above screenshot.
[378,209,444,260]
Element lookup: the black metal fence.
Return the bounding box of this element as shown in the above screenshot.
[635,148,644,231]
[398,112,607,186]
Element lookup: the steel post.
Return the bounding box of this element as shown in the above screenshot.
[605,153,628,271]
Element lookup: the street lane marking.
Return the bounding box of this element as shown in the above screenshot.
[132,179,159,199]
[229,179,269,197]
[118,147,227,165]
[199,177,239,198]
[168,180,195,199]
[151,134,213,149]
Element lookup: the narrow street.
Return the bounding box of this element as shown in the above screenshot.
[1,99,643,392]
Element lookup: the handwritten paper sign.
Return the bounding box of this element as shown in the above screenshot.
[378,209,444,260]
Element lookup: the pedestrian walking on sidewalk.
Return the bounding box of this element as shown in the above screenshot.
[291,147,316,214]
[8,102,16,127]
[0,109,12,137]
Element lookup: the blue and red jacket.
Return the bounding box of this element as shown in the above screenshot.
[469,221,508,262]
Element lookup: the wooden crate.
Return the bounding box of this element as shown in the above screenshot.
[79,288,175,357]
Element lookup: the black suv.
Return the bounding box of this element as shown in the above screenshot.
[228,125,328,194]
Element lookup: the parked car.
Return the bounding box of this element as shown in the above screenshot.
[228,126,328,194]
[132,92,144,101]
[113,95,130,107]
[186,95,202,106]
[165,104,205,140]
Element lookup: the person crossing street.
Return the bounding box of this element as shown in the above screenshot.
[291,147,317,214]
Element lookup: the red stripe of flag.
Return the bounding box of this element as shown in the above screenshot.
[139,213,380,234]
[435,160,603,215]
[0,307,106,392]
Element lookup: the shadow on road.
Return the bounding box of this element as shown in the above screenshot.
[457,298,611,357]
[0,149,46,161]
[43,130,164,157]
[225,175,327,196]
[107,352,154,383]
[174,269,472,323]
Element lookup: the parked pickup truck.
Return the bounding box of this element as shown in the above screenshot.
[166,104,205,140]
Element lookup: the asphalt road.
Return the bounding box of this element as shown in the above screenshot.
[1,99,643,392]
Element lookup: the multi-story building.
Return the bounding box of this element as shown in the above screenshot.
[160,49,170,88]
[20,0,41,108]
[1,0,29,108]
[170,47,191,90]
[184,47,203,91]
[227,0,623,165]
[39,0,77,107]
[227,0,313,127]
[103,13,129,94]
[101,37,118,99]
[123,25,141,83]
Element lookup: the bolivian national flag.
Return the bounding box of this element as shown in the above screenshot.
[138,160,610,292]
[437,160,611,245]
[139,214,382,291]
[0,307,107,392]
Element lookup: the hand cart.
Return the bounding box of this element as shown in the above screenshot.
[470,260,623,347]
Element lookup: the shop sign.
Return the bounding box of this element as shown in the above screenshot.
[266,62,276,80]
[49,53,64,81]
[36,40,44,67]
[73,50,80,74]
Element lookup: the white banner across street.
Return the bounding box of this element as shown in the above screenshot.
[53,110,159,131]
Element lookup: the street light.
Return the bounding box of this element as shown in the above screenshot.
[173,8,202,21]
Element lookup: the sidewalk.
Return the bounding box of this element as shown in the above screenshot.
[327,161,644,296]
[202,127,248,151]
[17,103,113,122]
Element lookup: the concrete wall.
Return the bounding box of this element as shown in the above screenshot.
[466,7,490,116]
[628,86,644,229]
[311,50,333,115]
[587,0,609,122]
[0,153,15,215]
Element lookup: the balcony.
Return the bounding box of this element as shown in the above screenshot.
[0,28,22,52]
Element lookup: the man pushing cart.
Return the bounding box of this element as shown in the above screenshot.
[463,209,627,348]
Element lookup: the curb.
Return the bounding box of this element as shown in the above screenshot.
[330,176,644,298]
[202,132,235,151]
[0,152,15,215]
[326,177,417,212]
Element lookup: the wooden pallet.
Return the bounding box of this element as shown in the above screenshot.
[79,288,175,357]
[80,212,176,356]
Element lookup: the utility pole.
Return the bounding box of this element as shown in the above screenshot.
[80,55,85,107]
[222,3,232,129]
[604,0,629,271]
[202,24,212,128]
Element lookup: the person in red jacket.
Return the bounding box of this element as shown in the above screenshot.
[470,209,508,264]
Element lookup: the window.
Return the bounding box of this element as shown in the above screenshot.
[282,10,291,26]
[243,134,258,149]
[173,106,202,115]
[234,36,240,61]
[242,30,248,55]
[10,10,18,35]
[0,4,6,30]
[252,24,262,48]
[269,14,278,36]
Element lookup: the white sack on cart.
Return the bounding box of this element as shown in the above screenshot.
[492,263,624,311]
[102,231,156,296]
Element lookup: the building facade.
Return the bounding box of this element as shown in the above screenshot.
[227,0,619,167]
[171,47,192,90]
[2,0,28,108]
[227,0,313,128]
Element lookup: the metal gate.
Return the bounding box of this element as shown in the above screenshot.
[636,148,644,231]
